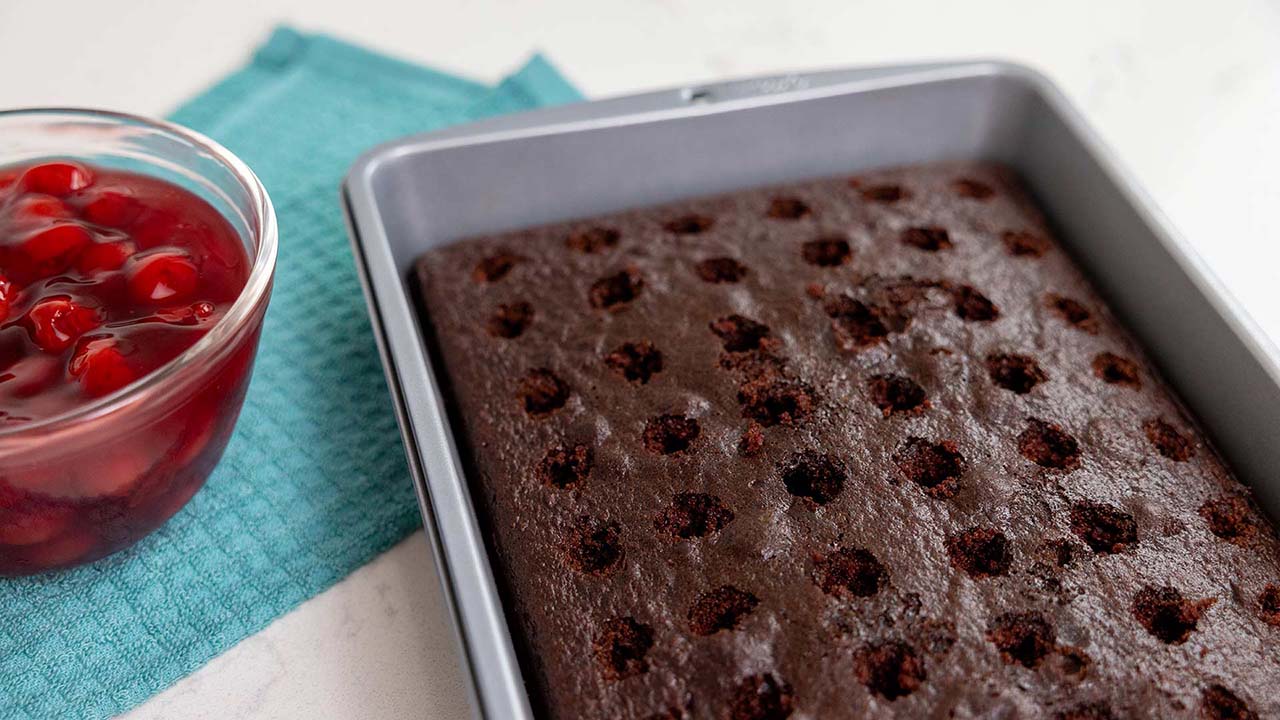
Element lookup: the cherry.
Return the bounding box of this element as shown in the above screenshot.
[24,296,100,353]
[171,401,222,467]
[5,194,75,222]
[127,251,199,304]
[21,161,94,196]
[0,506,74,546]
[0,482,23,511]
[19,223,92,275]
[4,355,64,399]
[69,337,136,397]
[16,530,97,570]
[71,444,151,496]
[0,274,14,323]
[76,239,137,274]
[146,476,205,526]
[82,190,142,227]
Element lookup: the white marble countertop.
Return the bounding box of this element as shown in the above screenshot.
[2,1,1279,717]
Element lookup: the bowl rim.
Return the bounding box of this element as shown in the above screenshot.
[0,107,278,440]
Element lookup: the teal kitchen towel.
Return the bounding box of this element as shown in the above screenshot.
[0,27,581,720]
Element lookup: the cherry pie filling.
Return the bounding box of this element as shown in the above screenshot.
[0,160,254,574]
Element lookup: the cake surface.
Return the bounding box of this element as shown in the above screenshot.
[414,162,1280,719]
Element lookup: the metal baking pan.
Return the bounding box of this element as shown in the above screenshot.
[341,61,1280,719]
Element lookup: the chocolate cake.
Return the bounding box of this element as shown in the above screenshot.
[414,162,1280,719]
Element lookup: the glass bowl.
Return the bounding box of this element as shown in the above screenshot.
[0,109,277,576]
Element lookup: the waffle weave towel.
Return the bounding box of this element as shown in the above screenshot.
[0,26,580,720]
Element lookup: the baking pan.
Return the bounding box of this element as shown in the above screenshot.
[341,61,1280,719]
